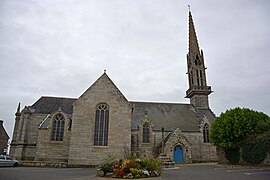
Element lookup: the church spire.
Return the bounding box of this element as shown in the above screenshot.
[188,11,200,55]
[15,102,21,117]
[186,10,213,109]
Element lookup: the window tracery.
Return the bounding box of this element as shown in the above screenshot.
[51,113,65,141]
[203,124,210,143]
[142,123,150,143]
[94,103,109,146]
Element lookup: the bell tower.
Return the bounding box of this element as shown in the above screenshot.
[186,10,213,109]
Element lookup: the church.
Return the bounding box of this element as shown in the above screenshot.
[10,11,217,166]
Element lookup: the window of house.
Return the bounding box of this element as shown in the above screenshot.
[51,113,65,141]
[94,103,109,146]
[143,123,150,143]
[203,124,210,143]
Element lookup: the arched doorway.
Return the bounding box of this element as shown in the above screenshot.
[174,145,184,163]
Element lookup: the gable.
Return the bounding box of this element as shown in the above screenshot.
[74,72,129,104]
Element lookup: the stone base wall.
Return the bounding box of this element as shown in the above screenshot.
[9,142,24,160]
[21,161,68,168]
[22,144,36,161]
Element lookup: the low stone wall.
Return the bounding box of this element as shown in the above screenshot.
[21,161,68,168]
[20,161,98,168]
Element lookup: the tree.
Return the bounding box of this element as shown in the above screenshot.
[210,107,270,149]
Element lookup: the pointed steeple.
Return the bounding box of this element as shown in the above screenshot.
[188,11,200,55]
[186,10,213,109]
[15,102,21,117]
[17,102,21,112]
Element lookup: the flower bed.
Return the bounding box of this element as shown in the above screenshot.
[97,156,162,178]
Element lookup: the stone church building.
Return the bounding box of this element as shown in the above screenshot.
[10,11,217,166]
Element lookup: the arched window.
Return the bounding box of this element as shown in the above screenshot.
[200,70,204,86]
[94,103,109,146]
[196,70,200,86]
[143,123,150,143]
[203,124,210,143]
[51,113,65,141]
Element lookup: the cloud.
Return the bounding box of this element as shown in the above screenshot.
[0,0,270,139]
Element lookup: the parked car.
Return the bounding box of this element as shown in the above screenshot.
[0,155,19,167]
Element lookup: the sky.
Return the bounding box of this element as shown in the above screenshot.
[0,0,270,140]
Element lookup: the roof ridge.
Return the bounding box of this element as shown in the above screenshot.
[40,96,77,100]
[129,101,190,105]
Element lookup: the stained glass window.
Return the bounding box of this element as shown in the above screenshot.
[94,103,109,146]
[203,124,210,143]
[143,123,150,143]
[51,113,65,141]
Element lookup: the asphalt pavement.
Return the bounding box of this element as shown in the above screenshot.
[0,163,269,180]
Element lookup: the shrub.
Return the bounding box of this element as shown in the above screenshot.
[143,158,162,174]
[97,156,116,175]
[225,147,240,164]
[210,107,270,149]
[241,133,270,164]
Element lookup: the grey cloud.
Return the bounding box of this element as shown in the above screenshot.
[0,0,269,139]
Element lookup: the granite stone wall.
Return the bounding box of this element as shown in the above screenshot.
[68,74,131,166]
[35,113,71,162]
[132,128,217,163]
[10,111,41,160]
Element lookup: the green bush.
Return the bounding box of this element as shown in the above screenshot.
[97,156,116,175]
[143,158,162,174]
[241,133,270,164]
[225,147,240,164]
[210,107,270,149]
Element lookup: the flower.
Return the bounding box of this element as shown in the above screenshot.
[142,170,150,176]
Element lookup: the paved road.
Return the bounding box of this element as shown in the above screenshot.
[159,164,270,180]
[0,164,269,180]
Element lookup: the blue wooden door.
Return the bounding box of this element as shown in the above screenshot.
[174,146,184,163]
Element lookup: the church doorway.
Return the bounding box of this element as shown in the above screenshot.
[174,145,184,163]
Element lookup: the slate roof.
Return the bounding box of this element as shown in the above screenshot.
[29,97,215,132]
[0,120,9,139]
[130,101,201,132]
[196,108,216,122]
[30,96,76,114]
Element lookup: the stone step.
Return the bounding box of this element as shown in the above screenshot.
[158,153,175,168]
